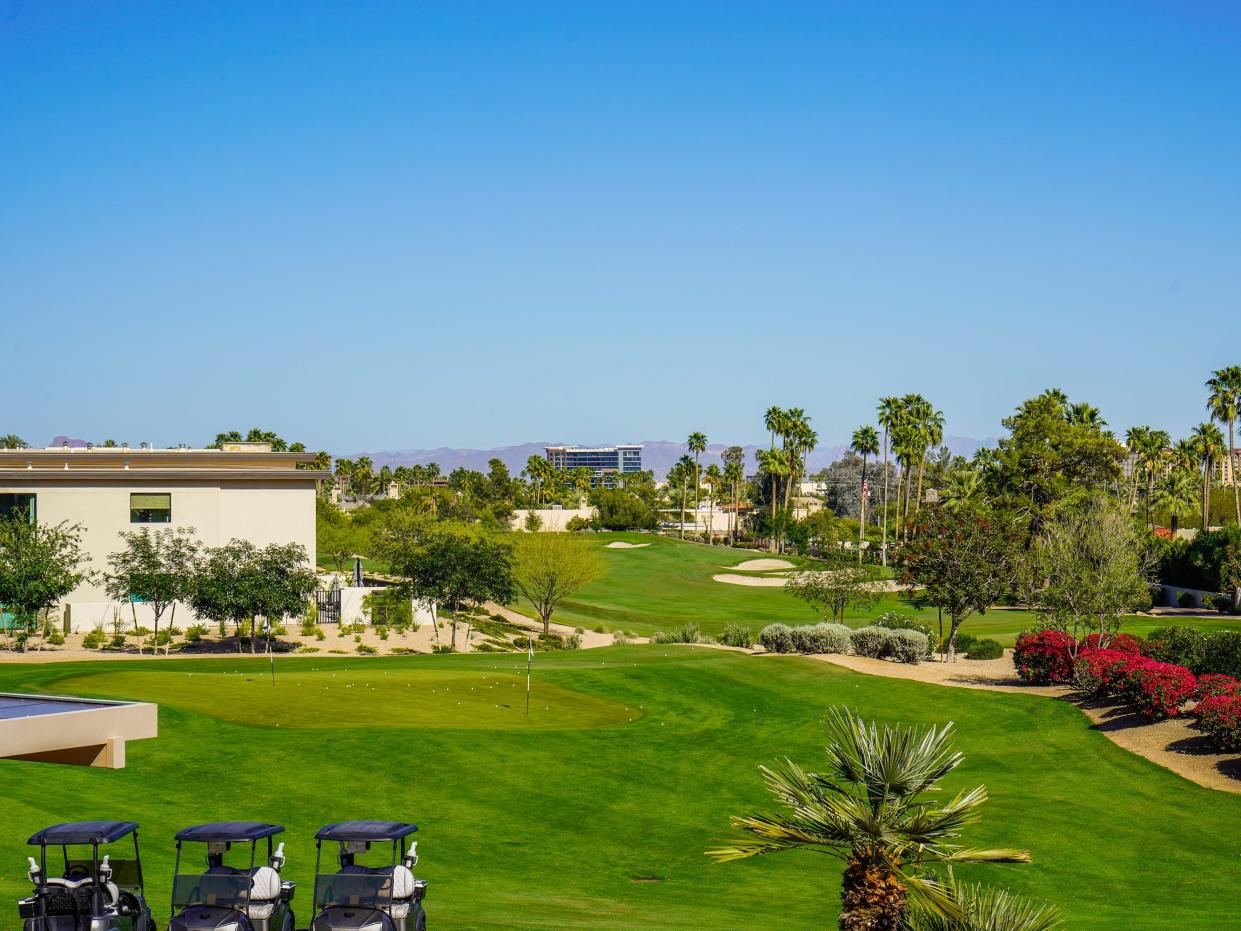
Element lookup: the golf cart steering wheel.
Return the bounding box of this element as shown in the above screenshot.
[65,864,91,881]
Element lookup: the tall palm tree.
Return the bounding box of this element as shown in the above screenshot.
[1139,430,1171,528]
[1066,402,1105,429]
[757,447,790,553]
[850,426,880,563]
[671,456,695,540]
[1152,469,1200,535]
[1170,438,1197,474]
[877,397,902,565]
[1207,366,1241,527]
[764,406,786,453]
[1191,422,1226,530]
[709,707,1030,931]
[1124,426,1150,513]
[723,459,744,544]
[914,403,944,518]
[704,463,722,544]
[688,431,708,516]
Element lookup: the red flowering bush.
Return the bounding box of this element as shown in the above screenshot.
[1194,674,1241,703]
[1195,694,1241,751]
[1072,649,1138,698]
[1079,632,1142,655]
[1014,630,1076,684]
[1124,661,1197,721]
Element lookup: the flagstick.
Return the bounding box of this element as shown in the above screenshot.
[526,636,533,716]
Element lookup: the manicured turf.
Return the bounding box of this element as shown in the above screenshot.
[3,648,1240,928]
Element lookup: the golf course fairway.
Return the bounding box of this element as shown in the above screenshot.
[2,646,1240,928]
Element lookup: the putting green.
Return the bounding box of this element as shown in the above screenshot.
[54,665,637,730]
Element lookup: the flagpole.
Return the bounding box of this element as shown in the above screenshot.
[526,636,533,716]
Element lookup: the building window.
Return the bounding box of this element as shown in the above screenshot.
[0,493,36,524]
[130,493,172,523]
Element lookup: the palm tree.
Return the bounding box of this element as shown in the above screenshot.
[1139,430,1171,527]
[1152,469,1199,535]
[1066,402,1105,429]
[757,447,790,553]
[914,403,944,518]
[672,454,695,540]
[0,434,27,449]
[907,870,1061,931]
[704,463,722,544]
[1207,366,1241,527]
[709,707,1030,931]
[1191,422,1226,530]
[877,397,902,565]
[688,432,707,516]
[1124,426,1150,513]
[723,459,745,544]
[764,406,786,453]
[850,426,880,563]
[1170,438,1197,474]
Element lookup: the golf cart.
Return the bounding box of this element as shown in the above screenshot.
[309,821,427,931]
[19,820,154,931]
[167,822,295,931]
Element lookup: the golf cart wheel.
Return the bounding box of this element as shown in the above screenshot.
[282,913,295,931]
[415,911,427,931]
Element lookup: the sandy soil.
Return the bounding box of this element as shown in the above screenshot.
[605,541,651,549]
[713,573,790,587]
[809,651,1241,794]
[729,558,796,571]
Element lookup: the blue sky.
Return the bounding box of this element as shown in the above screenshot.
[3,1,1239,454]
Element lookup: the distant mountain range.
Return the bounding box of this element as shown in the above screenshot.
[354,436,993,478]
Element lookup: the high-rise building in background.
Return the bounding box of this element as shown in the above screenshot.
[545,444,643,486]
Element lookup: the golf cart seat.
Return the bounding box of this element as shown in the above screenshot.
[206,865,282,920]
[338,865,416,919]
[34,877,121,918]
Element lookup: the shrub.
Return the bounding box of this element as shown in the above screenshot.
[389,646,418,654]
[1072,649,1141,699]
[718,624,754,649]
[1079,632,1142,655]
[563,633,582,650]
[297,645,321,653]
[46,632,65,646]
[1143,626,1206,670]
[1126,661,1196,720]
[790,623,852,655]
[1177,590,1198,609]
[966,638,1004,661]
[1194,674,1241,703]
[949,632,978,656]
[650,624,700,644]
[850,626,891,659]
[886,629,929,665]
[1205,593,1231,613]
[356,643,377,654]
[1195,694,1241,751]
[758,623,795,654]
[82,626,107,650]
[300,600,319,635]
[612,630,631,645]
[1201,632,1241,678]
[1014,630,1077,684]
[875,613,935,656]
[184,624,208,643]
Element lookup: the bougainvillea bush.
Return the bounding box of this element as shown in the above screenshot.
[1124,661,1197,721]
[1194,674,1241,703]
[1071,649,1138,699]
[1079,632,1143,655]
[1014,630,1076,684]
[1195,694,1241,751]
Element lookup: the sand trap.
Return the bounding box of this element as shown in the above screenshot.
[713,573,789,587]
[729,558,795,571]
[606,541,651,549]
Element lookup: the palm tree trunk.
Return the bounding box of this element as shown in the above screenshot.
[769,474,778,553]
[679,486,686,540]
[880,430,889,566]
[914,451,926,515]
[858,454,868,564]
[1231,422,1240,526]
[839,849,907,931]
[1203,457,1211,531]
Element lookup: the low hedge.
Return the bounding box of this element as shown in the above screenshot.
[790,623,853,655]
[758,623,794,653]
[1014,630,1077,684]
[1196,694,1241,751]
[718,623,753,649]
[886,629,928,665]
[966,638,1004,661]
[1071,649,1196,720]
[850,626,891,659]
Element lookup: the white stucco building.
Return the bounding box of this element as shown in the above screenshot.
[0,442,327,630]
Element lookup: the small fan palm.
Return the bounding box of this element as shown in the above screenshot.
[708,708,1030,931]
[906,868,1061,931]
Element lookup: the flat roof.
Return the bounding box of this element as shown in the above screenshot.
[0,693,157,769]
[29,821,140,846]
[175,822,284,842]
[0,469,329,482]
[315,821,418,842]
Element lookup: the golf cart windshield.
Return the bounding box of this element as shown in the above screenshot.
[64,857,143,891]
[313,871,396,910]
[171,872,251,910]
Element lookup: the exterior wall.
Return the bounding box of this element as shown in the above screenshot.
[510,507,596,531]
[338,586,436,626]
[0,478,317,609]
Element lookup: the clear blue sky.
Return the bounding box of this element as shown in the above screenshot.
[4,1,1239,454]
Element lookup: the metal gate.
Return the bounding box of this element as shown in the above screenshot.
[316,584,341,624]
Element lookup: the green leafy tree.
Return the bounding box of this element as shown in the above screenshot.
[709,707,1031,931]
[106,527,201,654]
[189,539,318,652]
[512,532,605,634]
[0,518,91,650]
[784,565,881,622]
[376,521,515,651]
[900,507,1020,660]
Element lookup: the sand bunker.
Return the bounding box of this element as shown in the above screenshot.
[713,573,789,587]
[729,558,795,571]
[606,541,651,549]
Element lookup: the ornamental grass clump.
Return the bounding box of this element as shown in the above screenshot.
[1014,630,1076,684]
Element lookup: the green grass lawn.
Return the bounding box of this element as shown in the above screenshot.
[511,533,1239,647]
[3,648,1241,928]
